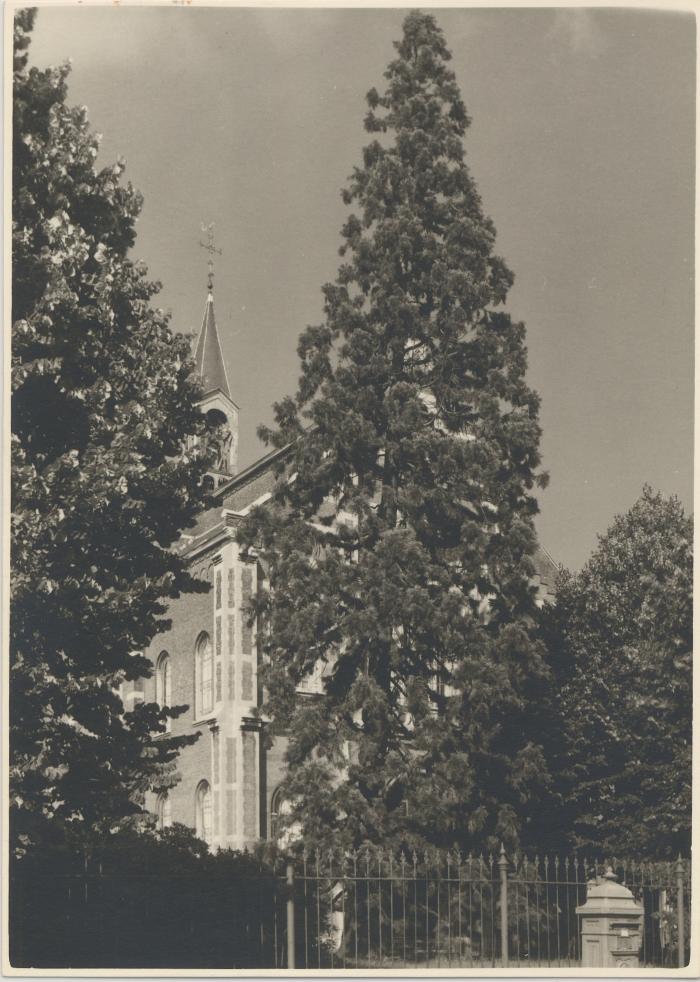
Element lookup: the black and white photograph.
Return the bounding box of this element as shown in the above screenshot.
[5,2,695,973]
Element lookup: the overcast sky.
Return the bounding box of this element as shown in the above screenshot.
[27,5,694,570]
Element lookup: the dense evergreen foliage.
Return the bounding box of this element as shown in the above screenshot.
[542,487,692,857]
[239,11,549,855]
[11,10,212,851]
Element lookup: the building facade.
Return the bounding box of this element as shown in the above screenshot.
[122,287,559,852]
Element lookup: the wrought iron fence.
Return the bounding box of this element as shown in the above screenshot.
[288,849,500,969]
[283,847,691,970]
[9,847,691,970]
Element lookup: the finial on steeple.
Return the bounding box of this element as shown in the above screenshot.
[193,226,232,402]
[199,222,222,295]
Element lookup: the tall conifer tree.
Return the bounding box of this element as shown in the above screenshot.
[239,11,549,853]
[11,10,211,850]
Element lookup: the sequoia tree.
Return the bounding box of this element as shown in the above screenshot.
[239,11,550,854]
[542,487,692,857]
[11,10,212,850]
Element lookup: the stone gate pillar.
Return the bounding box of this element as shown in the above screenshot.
[576,867,644,968]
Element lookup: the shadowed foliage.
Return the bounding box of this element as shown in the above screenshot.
[11,9,216,852]
[541,487,692,857]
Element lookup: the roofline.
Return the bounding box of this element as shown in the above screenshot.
[186,524,234,561]
[536,544,562,571]
[213,442,292,499]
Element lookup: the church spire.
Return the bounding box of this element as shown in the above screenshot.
[193,295,232,400]
[194,223,231,400]
[192,223,239,480]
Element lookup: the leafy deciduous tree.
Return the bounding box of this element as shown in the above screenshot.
[542,486,692,857]
[11,9,212,850]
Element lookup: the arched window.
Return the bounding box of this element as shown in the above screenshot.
[195,632,213,717]
[270,786,284,841]
[206,409,232,474]
[195,780,212,843]
[206,408,228,428]
[155,651,172,732]
[156,792,172,831]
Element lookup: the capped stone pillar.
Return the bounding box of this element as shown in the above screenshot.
[576,867,644,968]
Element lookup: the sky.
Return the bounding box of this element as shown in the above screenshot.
[27,5,694,570]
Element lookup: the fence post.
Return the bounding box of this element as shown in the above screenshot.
[676,855,685,969]
[499,843,509,967]
[286,862,296,970]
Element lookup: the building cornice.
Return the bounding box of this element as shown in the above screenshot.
[181,521,234,563]
[214,443,291,500]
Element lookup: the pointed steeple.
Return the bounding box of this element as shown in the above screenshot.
[192,224,239,480]
[194,292,232,400]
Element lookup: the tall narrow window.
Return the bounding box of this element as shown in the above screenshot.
[270,786,284,841]
[195,780,212,844]
[195,632,213,717]
[156,792,172,830]
[155,651,172,732]
[269,788,296,844]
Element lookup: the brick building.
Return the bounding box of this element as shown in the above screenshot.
[123,284,559,852]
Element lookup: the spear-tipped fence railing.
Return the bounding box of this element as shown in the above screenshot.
[286,847,499,969]
[283,848,691,970]
[9,847,690,969]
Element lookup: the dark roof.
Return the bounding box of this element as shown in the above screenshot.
[214,442,290,501]
[533,545,561,597]
[193,294,231,400]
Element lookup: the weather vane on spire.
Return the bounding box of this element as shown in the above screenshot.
[199,222,222,294]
